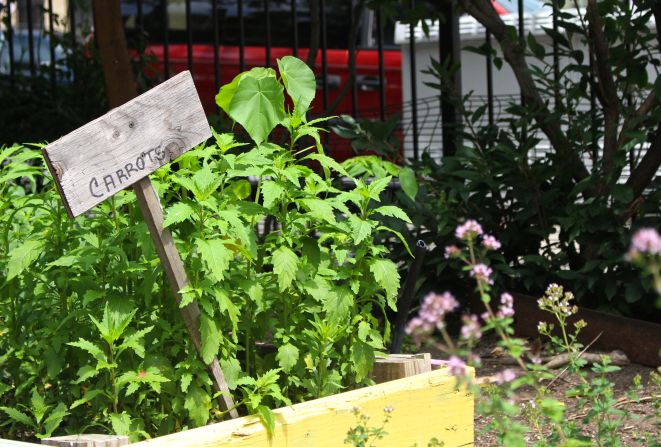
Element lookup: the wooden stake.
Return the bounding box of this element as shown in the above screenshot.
[90,0,237,417]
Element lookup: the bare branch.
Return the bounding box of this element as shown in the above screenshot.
[459,0,591,183]
[586,0,619,181]
[626,127,661,200]
[617,89,657,149]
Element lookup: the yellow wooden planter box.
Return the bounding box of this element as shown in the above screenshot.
[133,368,474,447]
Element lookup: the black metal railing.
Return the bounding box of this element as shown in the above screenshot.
[0,0,649,182]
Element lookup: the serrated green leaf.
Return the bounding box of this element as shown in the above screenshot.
[372,205,411,223]
[39,403,68,438]
[184,384,211,426]
[219,358,242,390]
[6,239,44,281]
[214,288,239,337]
[68,338,105,360]
[74,365,99,384]
[120,326,153,358]
[125,381,140,397]
[351,341,374,382]
[197,238,233,282]
[323,287,353,322]
[367,176,391,201]
[370,259,400,301]
[276,343,299,372]
[0,406,34,427]
[30,390,49,424]
[164,202,196,227]
[272,246,298,291]
[301,198,336,224]
[303,153,349,177]
[47,255,78,268]
[256,405,276,437]
[200,312,220,365]
[261,181,285,209]
[192,166,220,200]
[301,237,320,272]
[180,373,193,393]
[70,389,104,409]
[348,215,373,245]
[109,412,132,435]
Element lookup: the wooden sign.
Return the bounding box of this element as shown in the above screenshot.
[42,71,210,218]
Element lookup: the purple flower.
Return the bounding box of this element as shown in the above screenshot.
[495,368,516,384]
[444,245,461,259]
[405,292,459,344]
[460,314,482,340]
[455,220,483,240]
[628,228,661,259]
[482,234,502,251]
[446,355,467,377]
[498,292,515,318]
[470,263,494,285]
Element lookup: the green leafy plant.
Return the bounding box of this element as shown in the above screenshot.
[162,55,411,404]
[0,56,410,441]
[67,301,167,439]
[0,390,68,439]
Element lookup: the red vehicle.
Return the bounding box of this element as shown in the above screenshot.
[122,0,414,160]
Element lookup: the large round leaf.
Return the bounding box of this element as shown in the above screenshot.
[277,56,316,116]
[228,74,285,145]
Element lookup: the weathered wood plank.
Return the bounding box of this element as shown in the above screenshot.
[0,439,42,447]
[42,434,129,447]
[131,368,474,447]
[42,71,210,218]
[371,353,432,383]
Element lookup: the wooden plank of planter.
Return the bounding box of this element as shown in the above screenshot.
[130,368,474,447]
[511,293,661,367]
[470,293,661,366]
[42,434,129,447]
[371,353,432,383]
[0,440,42,447]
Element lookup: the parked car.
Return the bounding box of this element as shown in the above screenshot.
[120,0,521,159]
[0,29,68,81]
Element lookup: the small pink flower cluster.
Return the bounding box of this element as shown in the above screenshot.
[470,263,494,285]
[455,220,483,240]
[498,292,515,317]
[627,227,661,259]
[446,355,467,376]
[481,293,516,321]
[460,314,481,340]
[405,292,459,340]
[482,234,502,251]
[495,368,516,384]
[444,245,460,259]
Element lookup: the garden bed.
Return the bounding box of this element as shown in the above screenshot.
[127,367,474,447]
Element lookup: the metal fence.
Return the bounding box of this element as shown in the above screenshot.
[0,0,654,180]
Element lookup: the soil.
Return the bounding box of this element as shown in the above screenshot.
[427,334,660,446]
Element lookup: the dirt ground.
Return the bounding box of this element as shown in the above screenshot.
[429,334,660,446]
